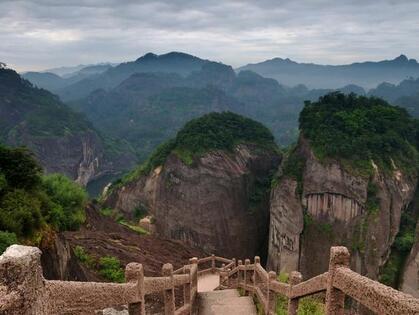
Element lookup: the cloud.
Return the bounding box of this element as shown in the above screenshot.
[1,0,419,71]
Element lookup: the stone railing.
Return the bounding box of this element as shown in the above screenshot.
[1,245,418,314]
[210,246,419,315]
[0,245,198,315]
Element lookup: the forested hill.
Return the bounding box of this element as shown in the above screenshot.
[0,67,136,186]
[299,92,419,175]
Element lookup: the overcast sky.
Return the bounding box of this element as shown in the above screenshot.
[2,0,419,72]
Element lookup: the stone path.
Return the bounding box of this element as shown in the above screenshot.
[197,289,257,315]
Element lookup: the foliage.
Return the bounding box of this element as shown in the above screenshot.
[275,295,324,315]
[0,145,42,190]
[119,221,149,235]
[42,174,87,231]
[0,231,17,254]
[0,189,42,236]
[366,181,380,214]
[98,256,125,283]
[299,92,419,175]
[134,203,148,220]
[0,144,87,241]
[73,245,95,268]
[275,145,305,196]
[113,112,278,188]
[380,201,418,288]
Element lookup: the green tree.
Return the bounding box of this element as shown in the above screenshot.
[42,174,87,231]
[0,231,17,254]
[0,189,42,236]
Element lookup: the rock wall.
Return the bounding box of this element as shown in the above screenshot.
[268,137,418,283]
[106,144,280,260]
[401,222,419,298]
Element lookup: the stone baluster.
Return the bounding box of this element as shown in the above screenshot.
[325,247,350,315]
[287,271,302,315]
[268,271,277,315]
[125,263,145,315]
[162,263,175,315]
[244,259,250,295]
[211,254,215,273]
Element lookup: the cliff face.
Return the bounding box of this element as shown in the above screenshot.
[7,128,103,186]
[402,222,419,297]
[268,137,417,281]
[106,144,281,259]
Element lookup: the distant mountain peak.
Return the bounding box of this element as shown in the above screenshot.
[136,51,201,63]
[394,54,409,62]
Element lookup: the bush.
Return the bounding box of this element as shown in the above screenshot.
[98,256,125,283]
[42,174,87,230]
[0,189,42,236]
[0,231,17,254]
[73,245,95,268]
[0,145,42,190]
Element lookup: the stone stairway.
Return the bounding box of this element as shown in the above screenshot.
[197,289,257,315]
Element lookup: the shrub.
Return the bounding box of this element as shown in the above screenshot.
[0,231,17,254]
[73,245,95,268]
[0,189,42,236]
[98,256,125,283]
[42,174,87,231]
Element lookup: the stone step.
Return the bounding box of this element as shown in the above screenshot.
[198,289,257,315]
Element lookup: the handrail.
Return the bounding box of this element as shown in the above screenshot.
[1,245,418,315]
[200,247,419,315]
[0,245,199,315]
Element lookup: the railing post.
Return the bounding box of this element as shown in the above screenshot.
[191,257,198,300]
[183,265,191,313]
[287,271,302,315]
[325,246,350,315]
[211,254,216,273]
[268,271,277,315]
[253,256,260,286]
[0,245,48,314]
[244,259,250,295]
[125,263,145,315]
[238,260,243,285]
[162,263,175,315]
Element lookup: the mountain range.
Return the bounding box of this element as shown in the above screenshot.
[239,54,419,89]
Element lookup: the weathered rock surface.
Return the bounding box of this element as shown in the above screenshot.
[268,137,418,285]
[106,144,281,260]
[401,221,419,298]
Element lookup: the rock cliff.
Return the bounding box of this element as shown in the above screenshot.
[105,112,281,259]
[106,144,280,260]
[268,94,419,294]
[268,136,417,282]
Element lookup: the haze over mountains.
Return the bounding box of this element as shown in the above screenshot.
[239,54,419,89]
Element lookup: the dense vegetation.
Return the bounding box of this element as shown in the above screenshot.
[0,144,87,253]
[300,92,419,175]
[380,190,418,288]
[113,112,278,187]
[0,68,91,141]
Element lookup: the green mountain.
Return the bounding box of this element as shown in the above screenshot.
[0,67,136,187]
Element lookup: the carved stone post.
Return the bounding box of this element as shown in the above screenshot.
[287,271,302,315]
[125,263,145,315]
[325,247,350,315]
[190,257,198,299]
[0,245,48,315]
[253,256,260,286]
[244,259,250,295]
[162,263,175,315]
[183,265,191,312]
[237,260,243,285]
[268,271,277,315]
[211,254,215,273]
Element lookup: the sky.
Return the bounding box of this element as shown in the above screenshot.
[2,0,419,72]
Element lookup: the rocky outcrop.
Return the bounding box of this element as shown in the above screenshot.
[401,222,419,297]
[268,137,418,282]
[106,144,281,259]
[39,232,87,281]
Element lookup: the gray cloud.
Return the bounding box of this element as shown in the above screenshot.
[1,0,419,71]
